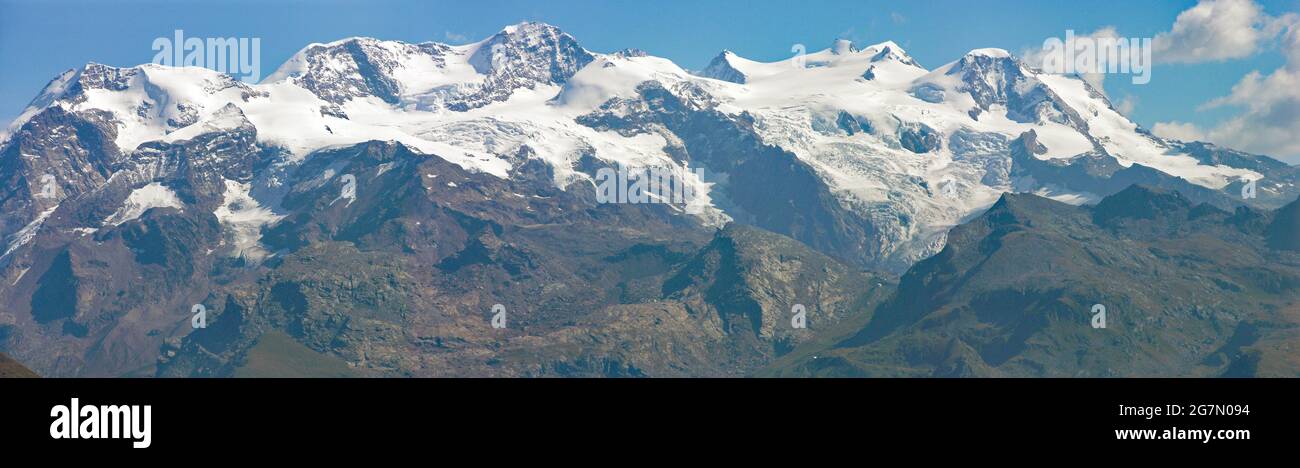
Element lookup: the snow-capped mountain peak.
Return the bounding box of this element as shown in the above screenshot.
[865,41,922,68]
[2,61,256,152]
[0,23,1291,276]
[964,47,1013,59]
[697,50,748,84]
[473,21,593,79]
[830,38,858,55]
[265,36,454,105]
[457,21,594,110]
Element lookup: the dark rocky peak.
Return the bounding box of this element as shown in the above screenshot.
[830,38,858,55]
[280,37,448,105]
[663,223,881,342]
[15,63,139,113]
[576,81,719,136]
[950,48,1018,67]
[869,42,922,68]
[468,22,593,83]
[813,183,1300,377]
[70,62,139,93]
[1011,130,1050,156]
[1092,184,1192,226]
[448,22,593,111]
[896,120,941,153]
[947,49,1023,91]
[697,50,746,84]
[612,48,649,58]
[833,192,1087,350]
[943,49,1080,126]
[1267,196,1300,251]
[0,105,121,214]
[980,191,1077,228]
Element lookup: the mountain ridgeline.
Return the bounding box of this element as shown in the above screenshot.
[0,22,1296,377]
[768,186,1300,377]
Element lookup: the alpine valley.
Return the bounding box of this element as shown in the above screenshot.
[1,22,1297,377]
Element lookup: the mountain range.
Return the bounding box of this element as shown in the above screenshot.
[0,22,1296,377]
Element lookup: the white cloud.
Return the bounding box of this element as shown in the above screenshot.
[1024,0,1276,91]
[1156,11,1300,163]
[1201,67,1300,162]
[1021,1,1299,160]
[1114,95,1137,115]
[1151,121,1207,141]
[1274,13,1300,65]
[444,31,468,43]
[1153,0,1268,63]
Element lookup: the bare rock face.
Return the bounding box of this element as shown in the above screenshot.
[0,106,121,243]
[697,51,747,84]
[769,188,1300,377]
[450,22,593,111]
[947,51,1079,127]
[150,141,889,377]
[284,38,449,105]
[897,121,941,154]
[2,22,1299,378]
[1268,198,1300,252]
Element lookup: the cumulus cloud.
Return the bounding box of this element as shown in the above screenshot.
[1153,0,1269,63]
[1201,67,1300,161]
[1151,3,1300,163]
[1151,121,1207,141]
[1273,13,1300,65]
[1023,0,1299,160]
[1025,0,1274,89]
[1114,95,1138,115]
[444,31,469,43]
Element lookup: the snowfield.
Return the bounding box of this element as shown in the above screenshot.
[102,182,184,226]
[0,22,1279,270]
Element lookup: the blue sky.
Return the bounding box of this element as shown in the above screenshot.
[2,0,1298,160]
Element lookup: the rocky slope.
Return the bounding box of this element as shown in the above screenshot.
[0,22,1296,377]
[766,186,1300,377]
[0,352,38,378]
[4,22,1293,275]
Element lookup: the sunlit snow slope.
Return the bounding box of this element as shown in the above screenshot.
[2,22,1294,271]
